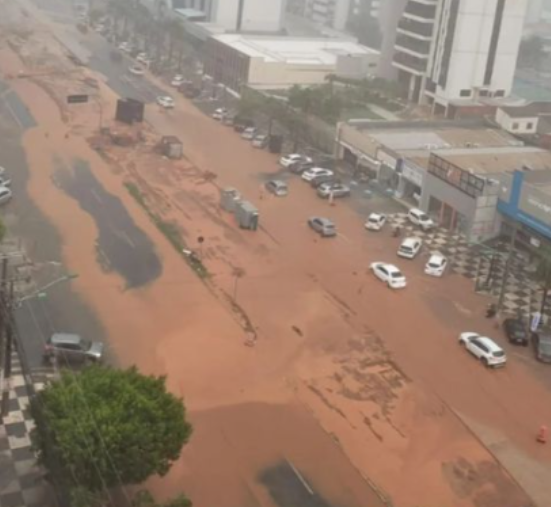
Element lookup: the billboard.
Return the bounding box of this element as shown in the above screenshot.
[519,186,551,229]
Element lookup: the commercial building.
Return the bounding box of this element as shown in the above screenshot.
[300,0,352,30]
[204,34,379,90]
[336,118,551,241]
[498,168,551,254]
[167,0,287,33]
[392,0,528,115]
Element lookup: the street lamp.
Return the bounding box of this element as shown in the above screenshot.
[17,273,79,306]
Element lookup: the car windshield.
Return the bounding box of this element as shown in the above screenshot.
[391,271,404,278]
[369,216,379,223]
[493,350,505,358]
[429,260,442,268]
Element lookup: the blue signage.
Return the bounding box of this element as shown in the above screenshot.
[497,170,551,240]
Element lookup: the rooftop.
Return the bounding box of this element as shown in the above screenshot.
[499,102,551,118]
[213,34,378,65]
[434,147,551,175]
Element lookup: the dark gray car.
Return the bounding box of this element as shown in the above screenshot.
[43,333,104,365]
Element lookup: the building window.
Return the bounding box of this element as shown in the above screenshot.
[494,90,505,97]
[479,90,489,97]
[527,122,534,129]
[459,89,471,97]
[484,0,506,85]
[428,154,485,198]
[512,122,519,130]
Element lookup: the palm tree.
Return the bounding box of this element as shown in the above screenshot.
[536,246,551,320]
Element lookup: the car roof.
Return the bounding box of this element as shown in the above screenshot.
[268,179,286,186]
[428,254,445,262]
[369,212,384,219]
[477,336,503,351]
[50,333,82,345]
[401,237,421,246]
[313,217,333,225]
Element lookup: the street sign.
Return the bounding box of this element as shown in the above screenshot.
[67,94,89,104]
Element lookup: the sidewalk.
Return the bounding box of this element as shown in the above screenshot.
[0,350,54,507]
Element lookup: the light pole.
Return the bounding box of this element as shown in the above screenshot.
[16,273,79,306]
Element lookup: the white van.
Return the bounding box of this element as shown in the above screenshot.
[397,237,422,259]
[408,208,435,231]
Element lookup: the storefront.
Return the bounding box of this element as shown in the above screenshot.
[395,159,425,204]
[498,170,551,255]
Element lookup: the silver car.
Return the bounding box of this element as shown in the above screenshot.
[308,217,336,237]
[0,187,12,205]
[265,179,288,196]
[317,182,351,198]
[43,333,104,365]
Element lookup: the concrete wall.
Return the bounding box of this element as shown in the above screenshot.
[377,0,408,79]
[247,58,336,87]
[210,0,285,32]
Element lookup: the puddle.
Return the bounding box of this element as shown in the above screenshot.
[54,157,162,288]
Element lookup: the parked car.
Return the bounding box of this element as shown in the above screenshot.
[424,253,447,277]
[280,153,312,168]
[365,213,386,231]
[265,180,288,197]
[397,237,423,259]
[458,332,507,368]
[43,333,104,365]
[171,74,185,87]
[212,107,227,120]
[128,65,145,76]
[0,187,12,205]
[370,262,407,289]
[533,330,551,363]
[156,95,175,109]
[290,160,316,175]
[310,174,336,188]
[503,318,529,346]
[222,113,235,125]
[408,208,435,231]
[301,167,333,182]
[308,217,336,237]
[241,127,256,140]
[118,41,133,53]
[317,182,351,199]
[136,52,151,66]
[233,116,254,132]
[252,134,268,148]
[182,84,200,99]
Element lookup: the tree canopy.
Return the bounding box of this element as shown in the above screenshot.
[30,365,192,492]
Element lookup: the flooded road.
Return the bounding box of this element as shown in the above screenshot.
[54,158,162,288]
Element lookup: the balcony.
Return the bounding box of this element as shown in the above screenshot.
[393,51,428,75]
[403,1,437,21]
[397,18,435,40]
[395,34,431,56]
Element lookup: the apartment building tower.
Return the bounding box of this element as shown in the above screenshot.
[392,0,528,115]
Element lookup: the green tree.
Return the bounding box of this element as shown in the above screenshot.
[30,366,192,492]
[0,217,6,243]
[536,245,551,318]
[132,490,192,507]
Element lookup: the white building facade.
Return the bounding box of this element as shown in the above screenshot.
[392,0,528,114]
[304,0,352,30]
[159,0,286,32]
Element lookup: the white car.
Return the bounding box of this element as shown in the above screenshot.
[459,332,507,368]
[211,108,227,120]
[370,262,407,289]
[408,208,435,231]
[365,213,386,231]
[156,96,175,109]
[0,187,12,205]
[397,237,423,259]
[171,75,185,87]
[118,42,132,53]
[241,127,256,140]
[279,153,312,168]
[128,65,145,76]
[425,254,447,277]
[136,53,152,66]
[301,167,333,182]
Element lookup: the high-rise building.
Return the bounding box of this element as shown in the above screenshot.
[302,0,352,30]
[392,0,528,114]
[166,0,287,32]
